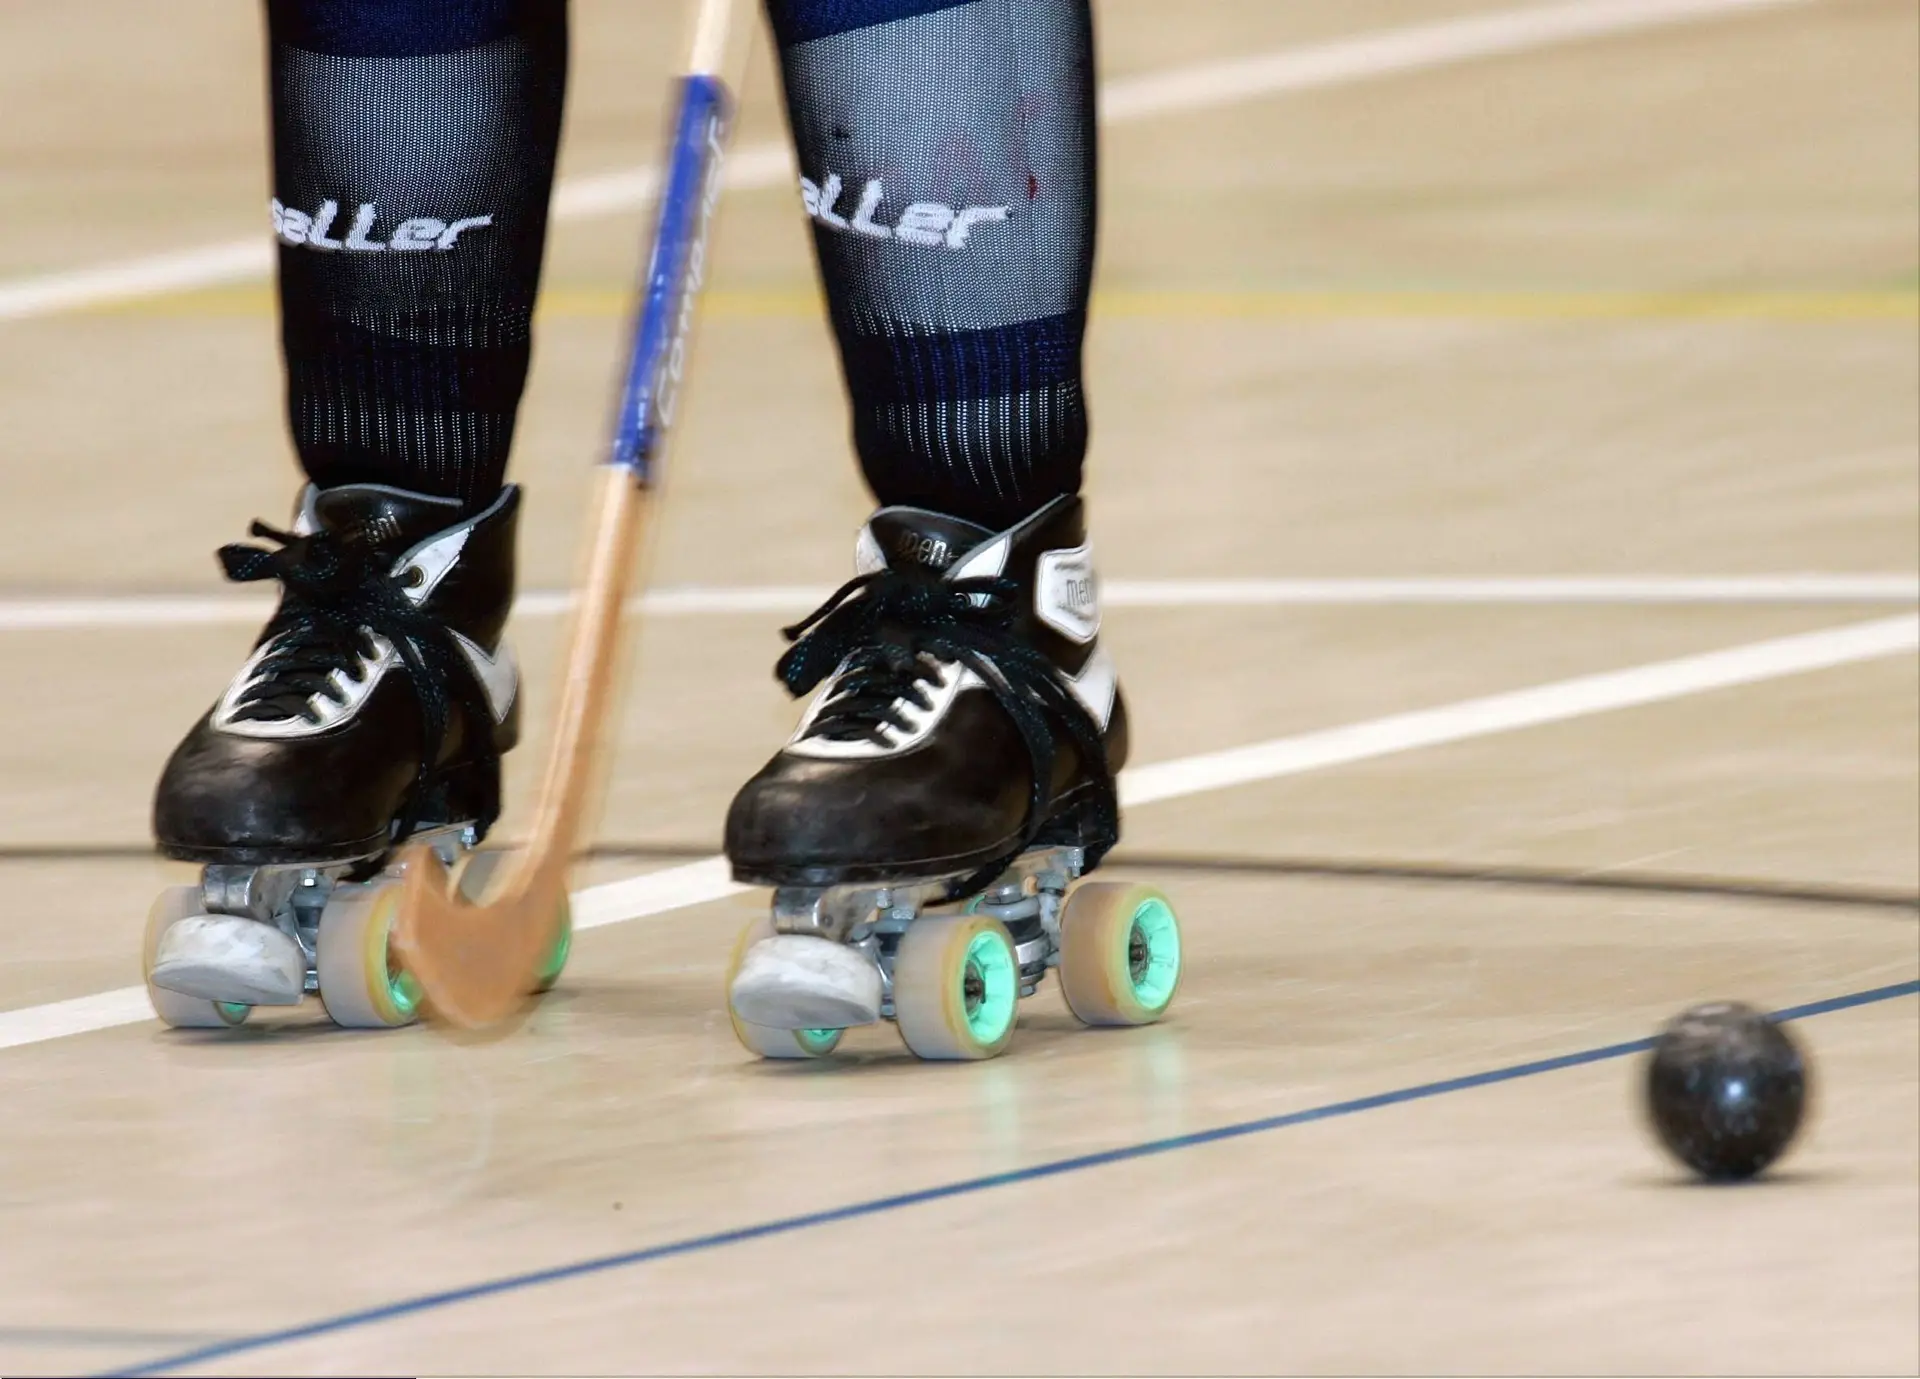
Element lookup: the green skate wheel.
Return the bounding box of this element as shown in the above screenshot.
[457,849,572,995]
[316,881,422,1030]
[724,916,844,1060]
[529,898,572,994]
[143,886,252,1030]
[893,912,1020,1061]
[1058,882,1182,1027]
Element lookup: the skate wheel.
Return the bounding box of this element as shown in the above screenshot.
[529,900,573,995]
[458,849,573,994]
[316,881,422,1029]
[892,913,1020,1061]
[1057,882,1182,1027]
[143,886,252,1030]
[724,916,844,1060]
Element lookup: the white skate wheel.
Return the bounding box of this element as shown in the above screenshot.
[457,849,573,994]
[1057,882,1183,1027]
[724,916,844,1060]
[143,886,251,1030]
[892,912,1020,1061]
[316,881,421,1029]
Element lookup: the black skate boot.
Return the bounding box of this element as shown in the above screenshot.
[723,497,1182,1062]
[144,483,535,1029]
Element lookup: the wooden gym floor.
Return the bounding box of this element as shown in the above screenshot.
[0,0,1915,1373]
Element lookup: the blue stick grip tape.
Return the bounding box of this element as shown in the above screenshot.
[609,74,734,482]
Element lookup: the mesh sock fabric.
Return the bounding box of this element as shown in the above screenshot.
[267,0,567,508]
[765,0,1097,530]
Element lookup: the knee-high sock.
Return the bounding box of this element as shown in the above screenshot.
[266,0,566,507]
[764,0,1097,529]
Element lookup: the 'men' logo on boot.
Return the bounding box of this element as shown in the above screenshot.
[799,173,1009,252]
[270,198,495,253]
[892,531,952,570]
[1036,544,1100,644]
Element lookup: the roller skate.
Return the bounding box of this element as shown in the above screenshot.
[723,496,1183,1062]
[144,482,570,1031]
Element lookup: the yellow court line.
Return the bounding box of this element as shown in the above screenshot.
[84,284,1920,324]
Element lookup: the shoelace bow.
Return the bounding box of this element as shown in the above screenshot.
[775,569,1119,891]
[218,521,497,840]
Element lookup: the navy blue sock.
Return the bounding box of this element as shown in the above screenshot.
[764,0,1097,529]
[266,0,567,507]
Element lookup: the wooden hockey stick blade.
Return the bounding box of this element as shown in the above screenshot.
[390,0,748,1033]
[390,847,564,1035]
[392,467,644,1031]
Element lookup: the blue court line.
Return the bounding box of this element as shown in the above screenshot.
[109,979,1919,1378]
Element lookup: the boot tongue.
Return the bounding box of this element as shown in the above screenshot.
[861,508,992,575]
[311,485,463,556]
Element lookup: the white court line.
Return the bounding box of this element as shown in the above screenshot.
[1,575,1913,633]
[0,0,1814,323]
[1099,576,1920,607]
[1,612,1911,1053]
[1117,614,1919,807]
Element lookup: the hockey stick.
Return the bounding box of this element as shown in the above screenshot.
[391,0,752,1032]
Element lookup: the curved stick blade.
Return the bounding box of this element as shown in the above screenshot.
[391,844,565,1034]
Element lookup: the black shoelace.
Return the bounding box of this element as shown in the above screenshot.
[775,569,1119,894]
[218,521,496,841]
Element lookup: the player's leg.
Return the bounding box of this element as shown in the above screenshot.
[148,0,566,1012]
[763,0,1096,530]
[725,0,1127,1035]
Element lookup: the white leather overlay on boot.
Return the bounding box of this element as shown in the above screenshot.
[1036,542,1100,643]
[789,526,1118,759]
[787,659,984,759]
[1064,644,1118,728]
[213,634,404,739]
[452,631,519,722]
[951,533,1011,587]
[212,515,516,739]
[854,524,887,575]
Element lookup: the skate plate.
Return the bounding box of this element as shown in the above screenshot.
[773,846,1080,1013]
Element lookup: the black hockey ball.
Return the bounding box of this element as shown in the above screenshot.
[1643,1001,1808,1182]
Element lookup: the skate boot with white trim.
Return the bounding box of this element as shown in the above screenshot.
[145,482,569,1030]
[723,495,1182,1062]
